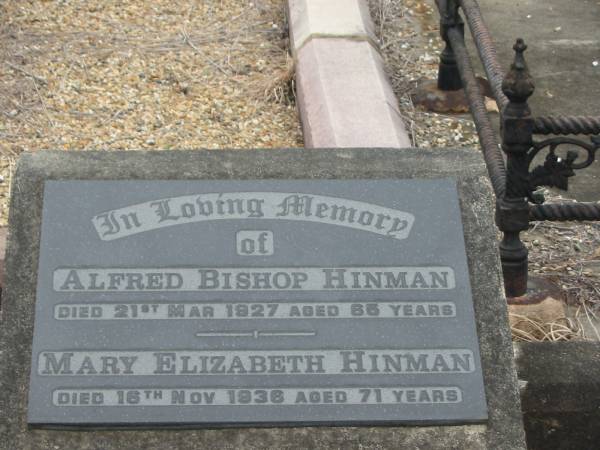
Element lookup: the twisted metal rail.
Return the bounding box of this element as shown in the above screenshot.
[533,116,600,136]
[458,0,508,110]
[530,202,600,222]
[447,26,506,198]
[433,0,600,297]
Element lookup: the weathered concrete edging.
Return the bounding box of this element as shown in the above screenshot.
[515,342,600,450]
[287,0,411,148]
[0,227,7,300]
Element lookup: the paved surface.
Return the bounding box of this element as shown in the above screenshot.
[465,0,600,202]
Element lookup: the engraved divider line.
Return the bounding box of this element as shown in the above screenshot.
[194,330,317,339]
[194,332,254,338]
[259,331,317,337]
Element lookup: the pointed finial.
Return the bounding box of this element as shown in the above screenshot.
[514,38,527,52]
[513,38,527,69]
[502,38,535,103]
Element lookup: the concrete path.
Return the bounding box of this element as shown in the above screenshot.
[464,0,600,201]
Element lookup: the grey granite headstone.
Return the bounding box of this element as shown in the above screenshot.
[29,178,485,426]
[0,149,526,449]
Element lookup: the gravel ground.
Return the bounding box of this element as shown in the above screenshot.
[524,194,600,340]
[370,0,599,340]
[368,0,481,149]
[0,0,302,226]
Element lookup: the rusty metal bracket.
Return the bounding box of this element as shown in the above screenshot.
[528,136,600,199]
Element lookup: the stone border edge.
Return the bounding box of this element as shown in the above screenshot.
[286,0,411,148]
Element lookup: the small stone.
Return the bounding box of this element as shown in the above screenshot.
[146,138,156,145]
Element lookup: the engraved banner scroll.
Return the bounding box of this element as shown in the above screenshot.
[92,193,415,241]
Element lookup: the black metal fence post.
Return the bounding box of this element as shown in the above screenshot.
[437,0,464,91]
[427,0,600,298]
[497,39,535,297]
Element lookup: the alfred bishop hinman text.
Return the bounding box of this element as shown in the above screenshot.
[53,266,455,291]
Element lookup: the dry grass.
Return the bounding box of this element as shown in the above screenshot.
[523,201,600,341]
[249,53,296,104]
[509,314,582,342]
[509,299,600,342]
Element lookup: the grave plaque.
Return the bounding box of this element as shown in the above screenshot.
[27,178,487,426]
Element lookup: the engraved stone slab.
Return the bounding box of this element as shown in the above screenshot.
[28,178,487,426]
